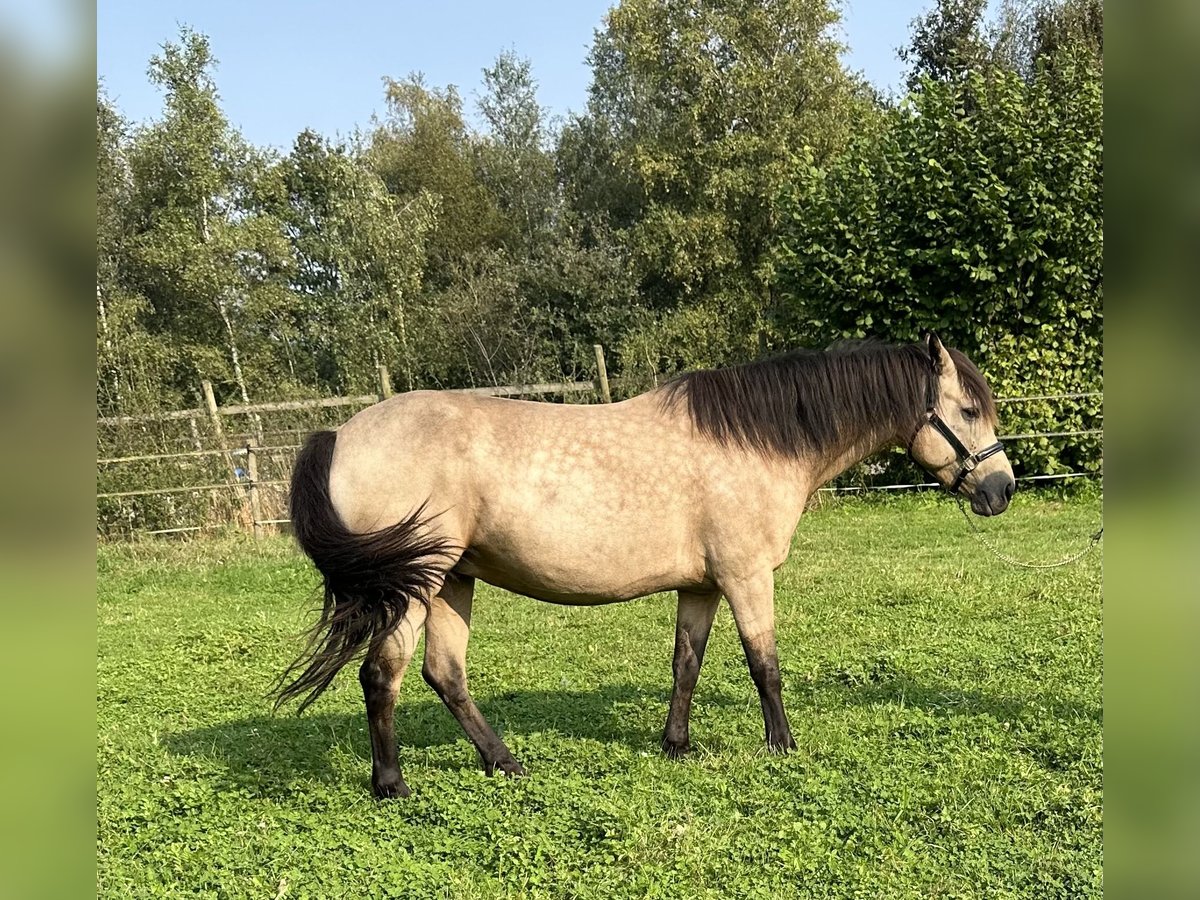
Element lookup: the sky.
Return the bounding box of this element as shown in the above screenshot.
[95,0,931,152]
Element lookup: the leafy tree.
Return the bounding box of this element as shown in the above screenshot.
[909,0,1104,87]
[261,131,437,394]
[367,76,506,282]
[995,0,1103,80]
[1030,0,1102,66]
[122,28,290,405]
[475,52,556,253]
[473,51,646,380]
[556,111,642,238]
[367,68,566,388]
[899,0,992,91]
[578,0,871,372]
[322,167,437,393]
[254,129,341,392]
[412,249,557,388]
[97,92,172,415]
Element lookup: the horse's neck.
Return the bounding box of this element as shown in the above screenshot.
[807,426,898,489]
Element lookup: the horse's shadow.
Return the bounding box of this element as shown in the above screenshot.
[165,684,687,795]
[165,673,1100,796]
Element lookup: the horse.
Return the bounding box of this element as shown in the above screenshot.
[275,334,1014,798]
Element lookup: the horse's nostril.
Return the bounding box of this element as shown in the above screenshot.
[1004,481,1015,502]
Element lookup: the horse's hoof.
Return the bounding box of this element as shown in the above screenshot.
[487,757,526,778]
[767,734,797,754]
[661,738,691,759]
[372,773,411,799]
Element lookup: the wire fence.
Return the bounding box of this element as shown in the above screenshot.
[95,358,1102,539]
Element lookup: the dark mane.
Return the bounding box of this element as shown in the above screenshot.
[657,340,997,458]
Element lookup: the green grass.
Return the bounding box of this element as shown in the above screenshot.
[97,491,1103,899]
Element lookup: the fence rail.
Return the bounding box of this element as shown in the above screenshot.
[995,392,1101,404]
[96,350,1101,539]
[96,381,602,425]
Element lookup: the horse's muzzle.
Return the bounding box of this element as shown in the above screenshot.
[970,471,1016,516]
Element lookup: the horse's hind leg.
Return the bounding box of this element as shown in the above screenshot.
[422,574,524,777]
[722,570,797,753]
[359,603,428,799]
[662,589,721,758]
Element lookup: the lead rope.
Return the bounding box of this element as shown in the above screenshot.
[955,495,1103,570]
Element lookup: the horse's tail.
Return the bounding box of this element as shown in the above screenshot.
[274,429,456,713]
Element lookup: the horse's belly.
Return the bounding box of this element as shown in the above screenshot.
[455,522,709,605]
[452,558,652,605]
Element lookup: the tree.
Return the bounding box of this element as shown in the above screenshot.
[320,163,437,393]
[899,0,992,91]
[995,0,1103,80]
[122,28,290,405]
[1030,0,1102,66]
[909,0,1104,87]
[97,92,172,415]
[556,111,642,238]
[259,131,436,394]
[578,0,871,373]
[475,51,556,253]
[472,51,643,381]
[367,76,506,282]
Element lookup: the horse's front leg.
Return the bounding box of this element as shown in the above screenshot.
[422,574,524,777]
[662,589,721,758]
[722,569,796,753]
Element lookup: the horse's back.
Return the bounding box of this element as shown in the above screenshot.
[324,388,803,602]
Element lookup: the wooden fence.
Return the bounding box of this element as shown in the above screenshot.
[96,346,1102,538]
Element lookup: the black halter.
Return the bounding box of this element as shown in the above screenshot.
[907,371,1005,495]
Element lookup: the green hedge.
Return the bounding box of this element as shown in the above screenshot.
[773,51,1102,479]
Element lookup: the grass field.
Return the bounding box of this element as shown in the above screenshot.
[97,490,1103,899]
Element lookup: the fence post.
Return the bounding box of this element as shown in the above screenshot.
[201,379,240,487]
[187,415,203,452]
[593,344,612,403]
[378,364,393,401]
[245,438,264,540]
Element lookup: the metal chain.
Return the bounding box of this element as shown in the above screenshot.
[956,496,1103,570]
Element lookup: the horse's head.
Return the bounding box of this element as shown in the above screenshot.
[908,335,1015,517]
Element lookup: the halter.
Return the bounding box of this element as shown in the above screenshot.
[907,368,1005,495]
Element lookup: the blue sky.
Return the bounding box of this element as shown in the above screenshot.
[97,0,930,151]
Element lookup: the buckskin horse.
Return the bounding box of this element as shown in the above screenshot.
[276,335,1014,798]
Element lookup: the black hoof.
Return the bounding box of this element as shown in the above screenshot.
[485,756,526,778]
[661,737,691,759]
[372,772,411,799]
[767,734,797,754]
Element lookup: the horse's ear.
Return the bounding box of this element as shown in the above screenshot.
[925,332,955,378]
[924,332,941,373]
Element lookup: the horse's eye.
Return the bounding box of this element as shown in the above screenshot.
[962,407,980,421]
